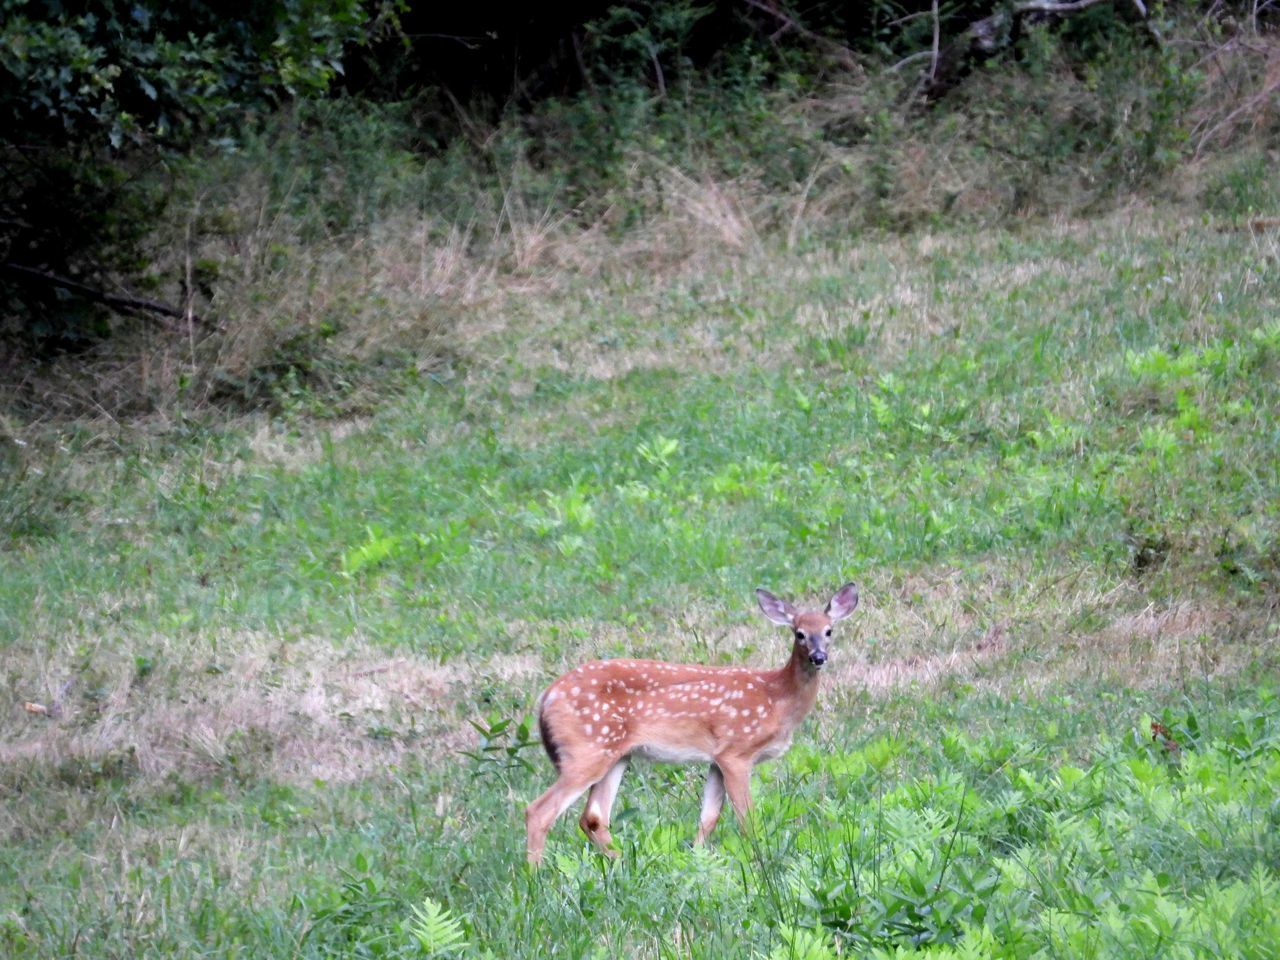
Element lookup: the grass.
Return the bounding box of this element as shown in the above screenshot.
[1,205,1279,958]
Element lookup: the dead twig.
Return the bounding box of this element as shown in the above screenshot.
[741,0,858,68]
[2,262,213,330]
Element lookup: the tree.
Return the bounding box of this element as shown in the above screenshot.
[0,0,377,350]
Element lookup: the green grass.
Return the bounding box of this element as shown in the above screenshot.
[2,208,1278,958]
[3,684,1278,958]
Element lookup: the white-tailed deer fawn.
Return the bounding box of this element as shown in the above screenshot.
[525,582,859,864]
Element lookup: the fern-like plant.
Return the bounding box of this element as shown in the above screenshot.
[407,897,467,955]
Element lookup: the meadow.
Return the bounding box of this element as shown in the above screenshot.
[2,205,1279,958]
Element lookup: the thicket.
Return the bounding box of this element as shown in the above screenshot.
[1,0,1278,419]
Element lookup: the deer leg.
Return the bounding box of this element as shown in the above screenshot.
[526,751,621,865]
[695,763,726,845]
[716,757,754,834]
[579,759,627,856]
[526,778,590,865]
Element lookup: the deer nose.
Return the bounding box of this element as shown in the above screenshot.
[809,651,827,667]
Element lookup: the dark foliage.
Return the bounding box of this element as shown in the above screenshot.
[1,0,1274,361]
[1,0,370,351]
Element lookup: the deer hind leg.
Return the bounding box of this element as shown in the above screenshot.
[695,763,726,845]
[578,759,627,857]
[525,756,617,865]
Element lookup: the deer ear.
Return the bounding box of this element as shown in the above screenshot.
[756,588,798,626]
[825,582,859,622]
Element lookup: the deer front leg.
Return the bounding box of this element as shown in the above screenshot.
[695,763,726,844]
[526,778,590,865]
[716,756,754,834]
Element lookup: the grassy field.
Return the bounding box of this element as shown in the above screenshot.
[2,206,1278,958]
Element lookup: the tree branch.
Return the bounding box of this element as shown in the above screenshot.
[1,262,210,330]
[929,0,941,83]
[740,0,857,68]
[1014,0,1112,13]
[923,0,1156,101]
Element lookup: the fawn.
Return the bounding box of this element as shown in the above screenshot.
[525,582,859,864]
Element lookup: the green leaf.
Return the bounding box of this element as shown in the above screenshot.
[407,897,467,954]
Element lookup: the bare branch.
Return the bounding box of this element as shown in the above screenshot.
[884,10,934,29]
[1014,0,1112,13]
[2,262,211,330]
[891,50,936,73]
[649,44,667,99]
[401,33,487,50]
[929,0,941,83]
[740,0,858,68]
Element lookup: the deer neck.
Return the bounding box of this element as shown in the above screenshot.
[786,644,824,684]
[768,646,822,725]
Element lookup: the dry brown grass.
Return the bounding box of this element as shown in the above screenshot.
[2,138,1262,427]
[1051,601,1252,689]
[243,415,373,469]
[813,560,1263,713]
[0,629,534,799]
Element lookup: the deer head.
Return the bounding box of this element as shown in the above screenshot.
[756,582,859,669]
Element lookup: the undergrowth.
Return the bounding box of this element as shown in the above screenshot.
[3,10,1278,419]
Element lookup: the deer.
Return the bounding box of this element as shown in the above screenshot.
[524,582,859,865]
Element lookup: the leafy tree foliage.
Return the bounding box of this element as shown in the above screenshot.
[2,0,1271,355]
[1,0,376,349]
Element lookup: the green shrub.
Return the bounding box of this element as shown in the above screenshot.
[1204,150,1280,218]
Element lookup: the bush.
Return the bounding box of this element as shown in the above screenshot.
[0,0,377,353]
[1203,149,1280,218]
[4,2,1276,420]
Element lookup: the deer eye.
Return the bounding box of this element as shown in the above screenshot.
[824,628,832,637]
[794,630,805,641]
